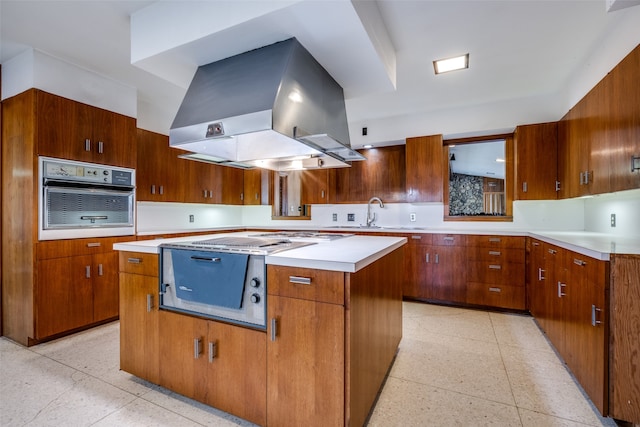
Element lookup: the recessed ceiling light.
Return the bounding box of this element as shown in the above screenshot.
[433,54,469,74]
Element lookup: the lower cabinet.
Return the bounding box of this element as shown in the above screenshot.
[119,252,160,384]
[528,238,608,415]
[34,237,124,341]
[404,233,525,310]
[158,311,267,426]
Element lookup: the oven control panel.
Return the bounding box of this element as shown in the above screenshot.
[43,159,133,186]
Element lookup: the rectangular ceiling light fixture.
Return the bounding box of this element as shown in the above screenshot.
[433,54,469,74]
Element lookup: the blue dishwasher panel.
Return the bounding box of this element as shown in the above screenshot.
[171,249,249,309]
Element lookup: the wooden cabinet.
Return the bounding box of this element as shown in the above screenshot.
[243,169,269,205]
[405,135,444,202]
[514,123,558,200]
[36,90,136,168]
[266,266,345,426]
[332,145,406,203]
[220,166,245,205]
[609,254,640,424]
[465,235,526,310]
[558,45,640,198]
[136,129,189,202]
[403,233,433,299]
[186,160,220,203]
[32,237,125,341]
[528,239,609,415]
[119,251,160,384]
[266,248,403,427]
[159,310,266,425]
[300,169,330,204]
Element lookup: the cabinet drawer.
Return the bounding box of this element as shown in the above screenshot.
[566,249,606,280]
[466,235,525,249]
[38,236,131,259]
[466,247,525,263]
[467,261,525,286]
[406,233,433,246]
[466,282,526,310]
[119,252,159,277]
[432,234,466,246]
[267,266,344,305]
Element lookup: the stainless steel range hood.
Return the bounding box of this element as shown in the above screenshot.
[169,38,365,170]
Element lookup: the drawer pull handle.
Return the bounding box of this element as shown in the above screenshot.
[146,294,153,312]
[190,256,221,262]
[85,138,91,151]
[591,305,602,326]
[98,263,103,276]
[538,268,545,281]
[86,242,101,248]
[98,141,104,154]
[489,287,501,293]
[127,257,142,264]
[289,276,311,285]
[443,237,454,242]
[489,251,501,256]
[411,235,422,240]
[489,238,501,242]
[208,341,217,363]
[425,253,430,263]
[548,249,557,255]
[573,258,586,266]
[558,281,567,298]
[85,265,91,278]
[489,265,501,270]
[270,318,278,341]
[194,338,203,359]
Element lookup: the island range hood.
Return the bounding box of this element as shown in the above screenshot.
[169,38,365,170]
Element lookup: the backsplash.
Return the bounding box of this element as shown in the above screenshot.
[137,189,639,236]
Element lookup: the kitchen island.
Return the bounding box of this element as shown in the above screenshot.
[115,232,406,427]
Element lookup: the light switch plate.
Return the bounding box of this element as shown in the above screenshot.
[610,213,616,227]
[332,213,338,221]
[410,213,416,222]
[347,213,355,222]
[189,214,195,223]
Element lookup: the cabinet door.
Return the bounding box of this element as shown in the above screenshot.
[36,255,94,339]
[300,169,330,205]
[543,245,567,357]
[405,135,444,202]
[243,169,266,205]
[187,160,220,203]
[267,295,344,427]
[36,91,81,159]
[403,235,433,299]
[137,129,188,202]
[92,251,119,322]
[514,123,558,200]
[220,166,245,205]
[119,272,159,384]
[528,239,545,316]
[429,245,466,303]
[563,253,607,414]
[205,321,267,425]
[158,310,206,399]
[91,107,136,168]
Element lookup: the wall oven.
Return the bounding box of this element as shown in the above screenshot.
[38,156,136,240]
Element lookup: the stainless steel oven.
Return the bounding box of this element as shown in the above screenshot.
[159,236,314,329]
[38,157,135,240]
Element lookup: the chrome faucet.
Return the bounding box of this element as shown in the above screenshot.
[366,197,384,227]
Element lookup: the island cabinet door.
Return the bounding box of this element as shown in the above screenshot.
[267,295,345,427]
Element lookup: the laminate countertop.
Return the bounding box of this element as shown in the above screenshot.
[113,232,407,273]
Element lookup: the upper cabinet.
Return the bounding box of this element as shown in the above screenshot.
[514,122,558,200]
[300,169,330,205]
[332,145,407,203]
[37,90,136,168]
[405,135,444,203]
[558,45,640,198]
[243,169,269,205]
[219,166,245,205]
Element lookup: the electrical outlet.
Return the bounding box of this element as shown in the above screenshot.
[347,213,355,222]
[189,214,195,223]
[610,213,616,227]
[332,213,338,221]
[410,213,416,222]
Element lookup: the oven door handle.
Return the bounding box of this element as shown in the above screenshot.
[190,256,222,262]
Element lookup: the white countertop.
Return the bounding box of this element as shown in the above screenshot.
[114,232,407,273]
[119,227,640,263]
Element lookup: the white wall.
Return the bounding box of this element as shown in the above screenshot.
[583,188,640,236]
[1,49,137,118]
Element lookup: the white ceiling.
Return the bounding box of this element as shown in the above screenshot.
[2,0,640,149]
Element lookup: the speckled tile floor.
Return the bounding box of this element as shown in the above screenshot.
[0,302,617,426]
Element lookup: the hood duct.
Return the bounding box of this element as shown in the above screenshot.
[169,38,365,170]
